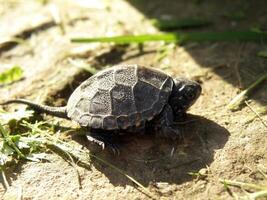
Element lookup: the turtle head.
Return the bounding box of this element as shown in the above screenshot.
[169,78,202,115]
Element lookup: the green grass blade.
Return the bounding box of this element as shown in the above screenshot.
[0,123,8,138]
[182,31,267,42]
[71,34,179,44]
[151,18,211,30]
[71,31,267,44]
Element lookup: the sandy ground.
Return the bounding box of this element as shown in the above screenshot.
[0,0,267,199]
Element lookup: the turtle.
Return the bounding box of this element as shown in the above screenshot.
[1,64,201,152]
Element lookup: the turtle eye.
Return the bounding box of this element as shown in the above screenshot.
[184,88,195,100]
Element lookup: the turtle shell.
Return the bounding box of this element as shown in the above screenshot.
[66,64,173,130]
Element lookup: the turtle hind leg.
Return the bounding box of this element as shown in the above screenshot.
[86,130,120,155]
[160,126,181,140]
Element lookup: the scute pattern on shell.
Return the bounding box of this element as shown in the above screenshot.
[66,64,173,130]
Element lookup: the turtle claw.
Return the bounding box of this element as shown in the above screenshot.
[101,140,120,155]
[100,142,105,150]
[86,133,120,155]
[109,144,120,155]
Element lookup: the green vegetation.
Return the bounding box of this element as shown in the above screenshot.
[0,66,23,85]
[257,50,267,58]
[71,31,267,44]
[0,108,153,197]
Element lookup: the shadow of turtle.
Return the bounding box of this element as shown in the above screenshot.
[72,114,230,186]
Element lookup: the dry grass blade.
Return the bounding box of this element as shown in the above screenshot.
[0,37,26,46]
[49,146,82,189]
[49,4,65,34]
[249,189,267,199]
[220,179,267,191]
[0,167,10,189]
[257,168,267,179]
[221,179,267,199]
[227,72,267,111]
[244,101,267,129]
[64,151,83,189]
[89,154,157,199]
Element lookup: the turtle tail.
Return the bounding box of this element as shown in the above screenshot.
[1,99,69,119]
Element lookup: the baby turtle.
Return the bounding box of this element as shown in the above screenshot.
[1,64,201,152]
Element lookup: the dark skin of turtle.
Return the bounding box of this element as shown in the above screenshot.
[1,65,201,154]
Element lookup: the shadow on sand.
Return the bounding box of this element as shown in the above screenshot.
[72,114,229,186]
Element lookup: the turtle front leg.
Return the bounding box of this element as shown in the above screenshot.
[153,104,181,140]
[86,129,120,155]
